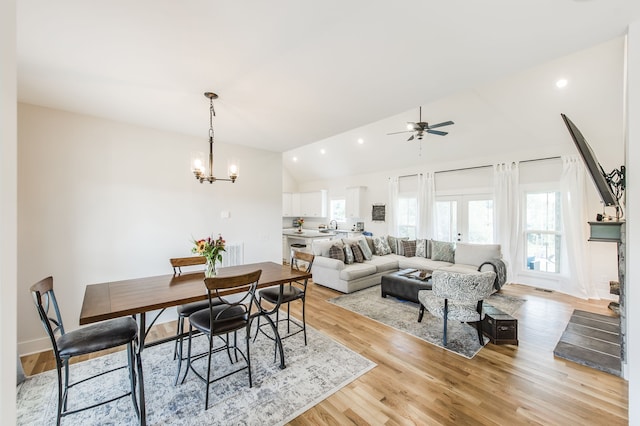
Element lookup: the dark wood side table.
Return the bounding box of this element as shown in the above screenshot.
[482,304,518,345]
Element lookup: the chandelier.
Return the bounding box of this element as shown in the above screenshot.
[191,92,238,183]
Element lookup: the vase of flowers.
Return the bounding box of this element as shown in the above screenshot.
[192,234,226,277]
[295,218,304,232]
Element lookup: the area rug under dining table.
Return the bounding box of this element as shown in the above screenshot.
[16,322,375,425]
[329,284,524,358]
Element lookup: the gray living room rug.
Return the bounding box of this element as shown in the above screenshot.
[329,285,524,359]
[16,322,375,425]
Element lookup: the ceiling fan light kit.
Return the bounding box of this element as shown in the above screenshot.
[388,106,454,141]
[191,91,239,184]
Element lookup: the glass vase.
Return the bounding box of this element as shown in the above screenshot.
[205,258,217,277]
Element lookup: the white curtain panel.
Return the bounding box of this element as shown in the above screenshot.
[493,162,520,280]
[417,172,436,239]
[388,177,399,235]
[560,155,598,299]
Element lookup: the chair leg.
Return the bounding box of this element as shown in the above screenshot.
[174,317,185,385]
[476,321,484,345]
[301,297,307,346]
[180,326,194,385]
[127,341,140,417]
[286,302,291,334]
[245,323,252,388]
[443,299,448,346]
[55,362,63,426]
[205,334,213,410]
[418,304,425,322]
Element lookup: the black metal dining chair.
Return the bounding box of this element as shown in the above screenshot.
[180,269,262,410]
[254,251,314,350]
[169,256,224,385]
[29,276,143,425]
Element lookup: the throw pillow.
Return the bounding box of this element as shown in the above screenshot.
[372,235,392,255]
[365,236,375,254]
[358,238,373,260]
[387,236,409,255]
[351,243,365,263]
[431,240,455,263]
[416,239,428,258]
[343,244,355,264]
[402,240,417,257]
[328,244,345,262]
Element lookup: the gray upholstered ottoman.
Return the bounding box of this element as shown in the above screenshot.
[381,269,432,303]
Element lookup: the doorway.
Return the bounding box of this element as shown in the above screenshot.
[435,194,494,243]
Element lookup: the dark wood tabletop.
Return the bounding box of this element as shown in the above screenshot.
[79,261,311,325]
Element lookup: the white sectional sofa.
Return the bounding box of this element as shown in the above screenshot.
[310,235,506,294]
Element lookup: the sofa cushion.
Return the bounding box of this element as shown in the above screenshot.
[402,240,417,257]
[454,242,501,267]
[329,243,345,262]
[351,243,365,263]
[397,257,452,271]
[339,263,377,281]
[367,255,400,273]
[358,238,373,260]
[431,240,455,263]
[438,263,479,274]
[373,236,392,255]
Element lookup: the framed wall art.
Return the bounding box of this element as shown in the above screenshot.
[372,204,385,222]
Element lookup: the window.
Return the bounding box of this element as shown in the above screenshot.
[330,199,346,223]
[397,196,417,239]
[525,191,561,273]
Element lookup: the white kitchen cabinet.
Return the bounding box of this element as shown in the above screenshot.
[282,192,292,216]
[298,190,327,217]
[282,192,301,217]
[346,186,366,219]
[282,190,326,217]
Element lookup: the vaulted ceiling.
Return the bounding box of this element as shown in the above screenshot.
[17,1,640,182]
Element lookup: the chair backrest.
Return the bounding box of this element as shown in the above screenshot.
[203,269,262,322]
[29,276,65,356]
[170,256,206,274]
[291,251,314,273]
[431,270,496,302]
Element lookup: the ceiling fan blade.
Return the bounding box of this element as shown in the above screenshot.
[387,130,413,135]
[427,120,454,129]
[407,134,415,141]
[427,129,448,136]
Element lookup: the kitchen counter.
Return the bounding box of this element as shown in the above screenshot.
[282,229,337,238]
[282,229,335,263]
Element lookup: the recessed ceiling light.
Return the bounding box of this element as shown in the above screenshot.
[292,156,298,162]
[357,138,364,144]
[556,78,568,88]
[320,149,326,154]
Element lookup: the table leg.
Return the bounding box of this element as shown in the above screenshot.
[260,312,286,369]
[135,313,147,425]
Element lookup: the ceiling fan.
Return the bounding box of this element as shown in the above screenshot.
[387,107,454,141]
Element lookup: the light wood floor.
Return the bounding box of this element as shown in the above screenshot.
[21,281,628,425]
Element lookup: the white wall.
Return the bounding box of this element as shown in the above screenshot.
[625,19,640,424]
[1,0,17,422]
[17,104,283,354]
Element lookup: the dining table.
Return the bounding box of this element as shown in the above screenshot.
[79,261,312,425]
